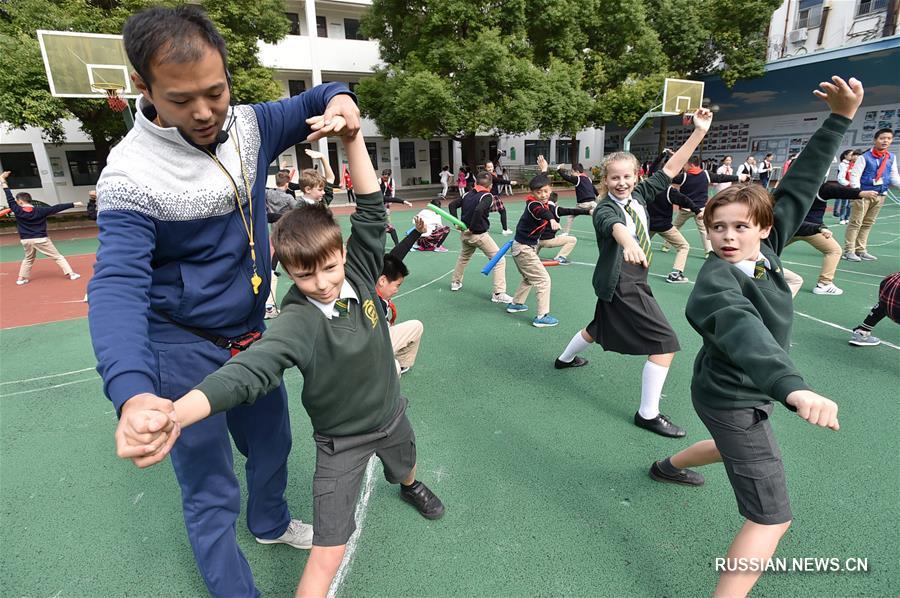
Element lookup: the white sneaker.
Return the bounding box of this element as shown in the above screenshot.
[16,278,29,285]
[491,292,514,303]
[68,273,81,281]
[501,229,513,236]
[256,519,313,550]
[812,282,843,296]
[450,281,462,291]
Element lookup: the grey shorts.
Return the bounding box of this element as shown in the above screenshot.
[693,398,792,525]
[311,397,417,546]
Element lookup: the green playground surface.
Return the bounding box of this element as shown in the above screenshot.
[1,203,898,597]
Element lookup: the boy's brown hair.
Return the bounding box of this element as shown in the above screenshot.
[271,203,343,272]
[704,184,774,230]
[298,168,326,193]
[274,171,291,186]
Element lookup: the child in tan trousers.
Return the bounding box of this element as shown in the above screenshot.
[2,171,83,285]
[448,171,513,304]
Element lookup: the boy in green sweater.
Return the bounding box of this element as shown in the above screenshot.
[649,76,861,597]
[120,129,444,597]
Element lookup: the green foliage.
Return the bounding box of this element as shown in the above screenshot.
[0,0,288,161]
[360,0,782,142]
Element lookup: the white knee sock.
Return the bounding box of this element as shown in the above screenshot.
[638,360,669,419]
[558,331,591,363]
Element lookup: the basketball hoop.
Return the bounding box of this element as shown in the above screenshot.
[92,83,128,112]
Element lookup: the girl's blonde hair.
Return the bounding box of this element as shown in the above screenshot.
[595,151,640,198]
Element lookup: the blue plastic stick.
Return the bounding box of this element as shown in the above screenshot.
[481,239,513,275]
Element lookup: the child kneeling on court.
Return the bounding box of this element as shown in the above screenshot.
[124,132,444,597]
[649,76,859,598]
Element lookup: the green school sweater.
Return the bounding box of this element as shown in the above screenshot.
[196,190,400,436]
[687,114,851,410]
[592,170,672,301]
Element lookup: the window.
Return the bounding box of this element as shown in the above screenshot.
[316,16,327,38]
[288,79,306,97]
[857,0,888,17]
[66,150,101,186]
[0,152,41,188]
[284,12,300,36]
[365,142,378,167]
[344,18,363,40]
[796,0,823,29]
[399,142,416,169]
[524,140,550,166]
[556,140,576,165]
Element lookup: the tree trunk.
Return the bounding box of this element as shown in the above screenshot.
[461,134,477,168]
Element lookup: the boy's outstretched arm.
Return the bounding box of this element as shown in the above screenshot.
[662,109,712,178]
[770,76,863,254]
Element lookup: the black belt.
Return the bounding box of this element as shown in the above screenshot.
[156,310,261,353]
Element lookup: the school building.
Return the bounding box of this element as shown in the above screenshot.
[0,0,897,204]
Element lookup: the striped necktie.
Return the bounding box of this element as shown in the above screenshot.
[754,259,767,279]
[334,299,350,318]
[624,199,652,266]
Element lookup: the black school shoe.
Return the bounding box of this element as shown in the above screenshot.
[633,412,686,438]
[554,356,589,369]
[649,461,705,486]
[400,481,445,520]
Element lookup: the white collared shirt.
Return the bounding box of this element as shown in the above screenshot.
[609,194,649,241]
[298,194,318,206]
[307,280,358,319]
[734,253,770,279]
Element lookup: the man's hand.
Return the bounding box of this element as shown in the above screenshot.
[622,241,649,268]
[306,94,360,142]
[403,200,413,207]
[786,390,840,431]
[549,219,560,230]
[73,201,84,207]
[413,215,427,234]
[738,173,750,182]
[821,228,833,239]
[691,107,713,133]
[304,148,325,161]
[813,76,864,120]
[115,393,180,468]
[0,170,9,187]
[88,190,97,200]
[536,155,548,173]
[860,190,878,199]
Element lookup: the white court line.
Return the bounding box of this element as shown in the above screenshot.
[327,455,377,598]
[794,311,900,351]
[0,377,97,398]
[394,269,454,299]
[0,367,95,386]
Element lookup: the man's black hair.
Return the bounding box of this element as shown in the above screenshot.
[381,254,409,282]
[874,127,893,139]
[529,173,551,190]
[688,155,701,166]
[123,5,228,91]
[573,163,584,173]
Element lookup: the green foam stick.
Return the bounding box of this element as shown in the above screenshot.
[426,203,467,231]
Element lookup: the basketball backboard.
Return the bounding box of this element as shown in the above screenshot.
[661,78,704,115]
[37,30,137,98]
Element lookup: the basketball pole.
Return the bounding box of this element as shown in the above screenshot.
[623,103,665,152]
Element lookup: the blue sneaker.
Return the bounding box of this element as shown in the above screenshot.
[506,303,528,313]
[532,314,559,328]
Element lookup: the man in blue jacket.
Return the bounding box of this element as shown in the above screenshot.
[87,6,359,596]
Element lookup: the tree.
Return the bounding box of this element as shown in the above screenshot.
[358,0,782,162]
[0,0,290,171]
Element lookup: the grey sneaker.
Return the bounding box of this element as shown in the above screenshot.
[842,252,862,262]
[848,331,881,346]
[858,252,878,261]
[491,292,514,303]
[256,519,313,549]
[450,281,462,291]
